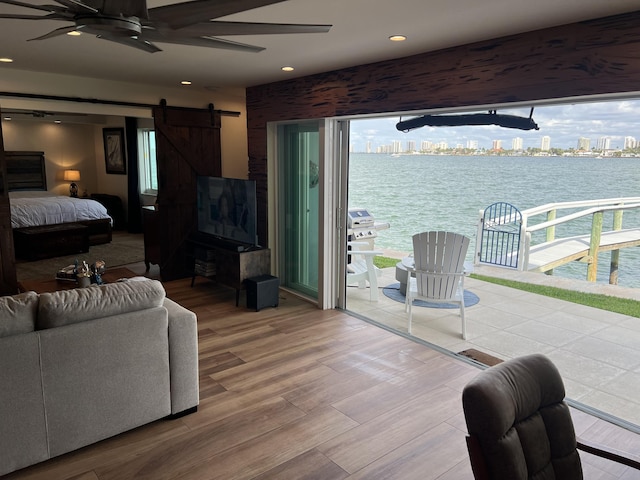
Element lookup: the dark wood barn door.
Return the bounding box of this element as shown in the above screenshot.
[153,104,222,281]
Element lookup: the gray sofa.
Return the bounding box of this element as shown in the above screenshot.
[0,279,199,477]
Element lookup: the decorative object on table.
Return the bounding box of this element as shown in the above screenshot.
[91,260,106,285]
[63,169,81,197]
[77,261,91,287]
[103,127,127,175]
[55,264,78,282]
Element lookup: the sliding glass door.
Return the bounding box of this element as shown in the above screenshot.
[277,122,321,299]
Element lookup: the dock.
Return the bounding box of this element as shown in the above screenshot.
[527,228,640,273]
[476,198,640,284]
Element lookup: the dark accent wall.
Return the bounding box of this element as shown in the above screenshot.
[247,11,640,245]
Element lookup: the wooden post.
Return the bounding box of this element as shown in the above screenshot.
[587,211,603,282]
[545,209,556,276]
[609,209,623,285]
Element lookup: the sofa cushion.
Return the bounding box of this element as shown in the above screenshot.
[37,279,166,330]
[0,291,38,338]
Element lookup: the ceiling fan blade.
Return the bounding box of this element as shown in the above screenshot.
[149,0,288,29]
[53,0,98,13]
[0,13,65,19]
[176,21,332,36]
[100,0,148,18]
[140,30,264,52]
[97,33,162,53]
[0,0,66,13]
[29,24,78,40]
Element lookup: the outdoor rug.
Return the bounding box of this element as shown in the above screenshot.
[382,282,480,308]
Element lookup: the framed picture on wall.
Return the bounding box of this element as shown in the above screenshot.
[103,127,126,175]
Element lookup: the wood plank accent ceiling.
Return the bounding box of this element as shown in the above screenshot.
[246,11,640,245]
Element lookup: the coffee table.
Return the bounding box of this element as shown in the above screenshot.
[18,267,139,294]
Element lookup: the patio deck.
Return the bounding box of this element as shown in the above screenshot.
[346,264,640,430]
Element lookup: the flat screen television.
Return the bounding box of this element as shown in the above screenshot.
[196,176,258,247]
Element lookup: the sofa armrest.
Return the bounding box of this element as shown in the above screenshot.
[163,298,199,414]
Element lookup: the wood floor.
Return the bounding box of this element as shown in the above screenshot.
[6,277,640,479]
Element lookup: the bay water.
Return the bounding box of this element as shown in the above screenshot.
[348,153,640,288]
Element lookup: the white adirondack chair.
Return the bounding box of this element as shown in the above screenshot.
[405,231,470,338]
[347,241,383,301]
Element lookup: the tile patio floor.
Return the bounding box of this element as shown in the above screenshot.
[346,263,640,430]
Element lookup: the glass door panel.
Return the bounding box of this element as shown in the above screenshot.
[278,123,320,299]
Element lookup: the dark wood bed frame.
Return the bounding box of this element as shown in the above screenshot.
[6,151,112,251]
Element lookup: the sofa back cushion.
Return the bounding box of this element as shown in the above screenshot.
[37,280,166,330]
[0,291,38,338]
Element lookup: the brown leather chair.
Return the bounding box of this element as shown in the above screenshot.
[462,353,640,479]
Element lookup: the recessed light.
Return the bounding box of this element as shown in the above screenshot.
[0,57,13,63]
[3,117,11,121]
[67,31,81,36]
[181,80,192,85]
[281,66,294,72]
[389,35,407,42]
[54,120,61,124]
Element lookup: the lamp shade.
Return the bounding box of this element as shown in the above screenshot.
[63,169,81,182]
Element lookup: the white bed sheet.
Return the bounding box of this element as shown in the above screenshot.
[9,191,113,228]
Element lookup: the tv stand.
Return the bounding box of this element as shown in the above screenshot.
[188,236,270,306]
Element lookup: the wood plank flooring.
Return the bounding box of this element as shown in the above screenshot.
[6,277,640,479]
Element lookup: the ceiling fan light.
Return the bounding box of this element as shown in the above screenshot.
[181,80,192,85]
[389,35,407,42]
[281,66,294,72]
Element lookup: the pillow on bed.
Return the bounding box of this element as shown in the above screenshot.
[0,291,39,338]
[37,279,166,330]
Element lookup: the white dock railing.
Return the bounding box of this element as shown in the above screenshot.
[519,197,640,283]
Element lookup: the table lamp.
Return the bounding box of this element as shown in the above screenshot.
[63,169,81,197]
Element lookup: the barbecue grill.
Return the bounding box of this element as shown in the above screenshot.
[347,208,390,249]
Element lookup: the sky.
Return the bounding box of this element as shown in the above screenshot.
[349,98,640,152]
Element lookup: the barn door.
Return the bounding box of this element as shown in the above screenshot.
[0,108,17,294]
[152,103,221,281]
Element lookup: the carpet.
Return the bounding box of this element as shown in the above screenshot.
[16,232,145,281]
[382,282,480,308]
[458,349,504,367]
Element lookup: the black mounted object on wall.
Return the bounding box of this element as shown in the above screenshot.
[396,109,540,132]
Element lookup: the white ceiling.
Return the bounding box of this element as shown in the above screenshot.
[0,0,638,92]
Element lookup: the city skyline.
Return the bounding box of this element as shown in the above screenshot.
[349,99,640,152]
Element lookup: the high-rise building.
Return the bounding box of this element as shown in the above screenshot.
[392,140,402,153]
[597,136,611,150]
[421,140,433,151]
[466,140,478,150]
[624,136,637,149]
[492,139,503,150]
[365,140,372,153]
[406,140,416,153]
[540,136,551,151]
[512,137,523,150]
[577,137,591,151]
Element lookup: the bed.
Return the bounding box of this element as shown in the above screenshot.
[6,151,113,248]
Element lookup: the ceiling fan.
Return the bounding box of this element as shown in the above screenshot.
[0,0,332,53]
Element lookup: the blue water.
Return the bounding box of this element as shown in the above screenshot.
[349,153,640,288]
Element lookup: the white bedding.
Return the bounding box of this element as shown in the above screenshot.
[9,191,113,228]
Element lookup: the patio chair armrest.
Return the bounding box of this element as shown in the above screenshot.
[577,439,640,470]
